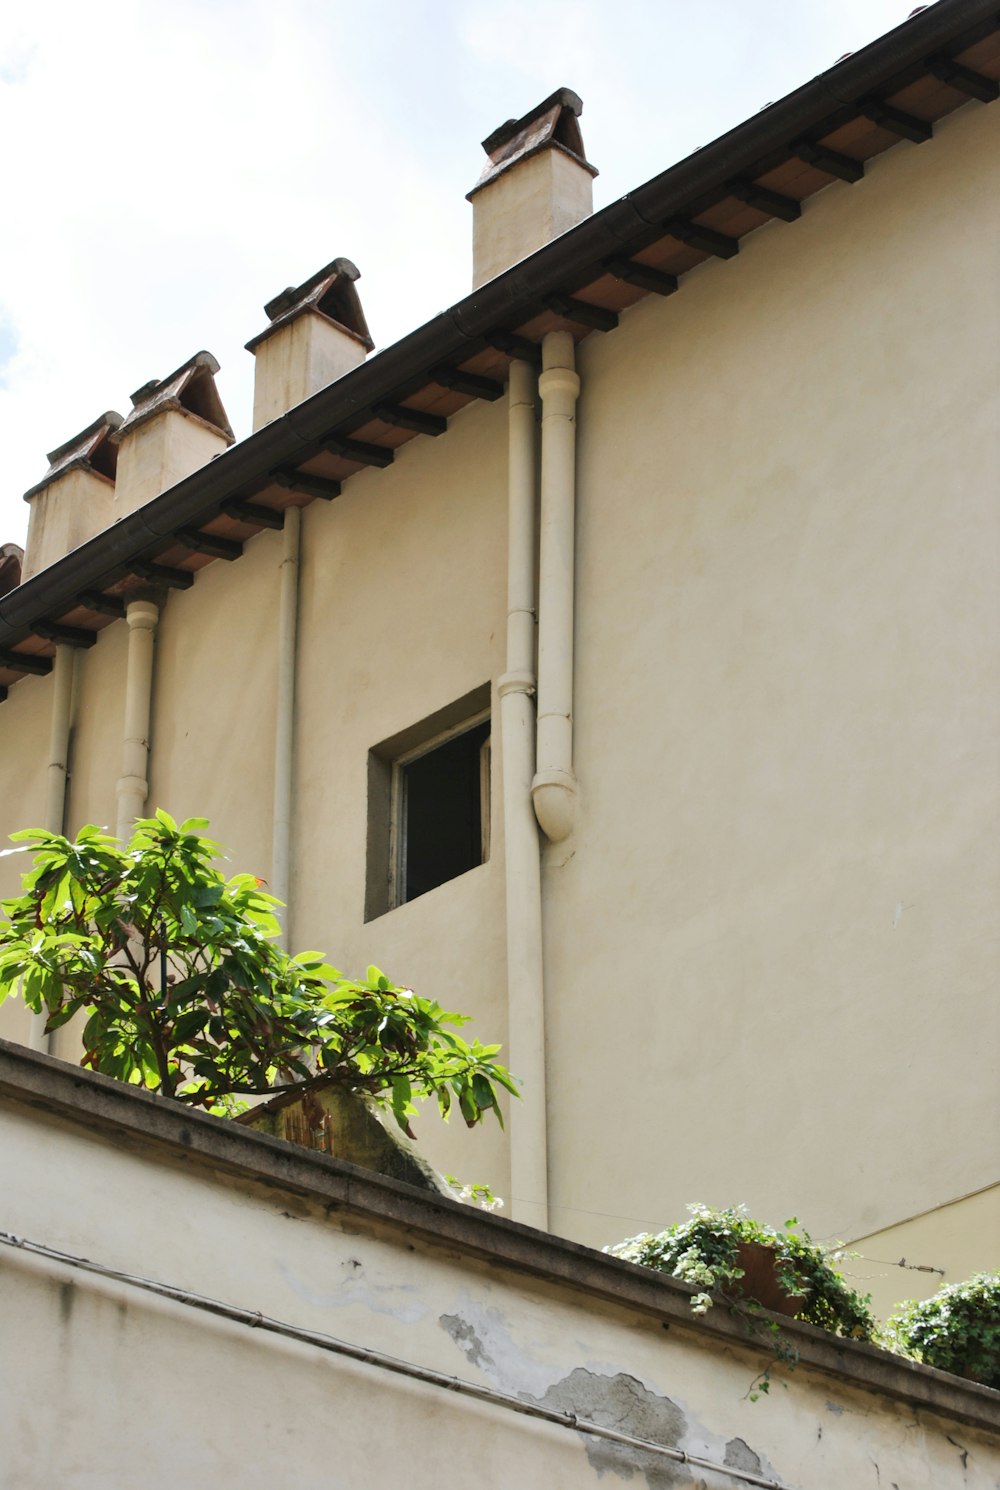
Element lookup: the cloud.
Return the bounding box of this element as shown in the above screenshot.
[0,0,926,544]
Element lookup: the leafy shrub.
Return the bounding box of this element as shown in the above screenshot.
[609,1204,875,1339]
[884,1273,1000,1388]
[0,813,516,1133]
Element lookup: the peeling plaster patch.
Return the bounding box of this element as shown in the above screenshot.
[277,1258,426,1323]
[824,1400,846,1415]
[724,1438,762,1474]
[440,1314,496,1373]
[437,1299,562,1397]
[526,1369,689,1489]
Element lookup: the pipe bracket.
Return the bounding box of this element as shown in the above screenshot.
[498,669,536,699]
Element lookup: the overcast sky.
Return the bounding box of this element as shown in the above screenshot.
[0,0,923,544]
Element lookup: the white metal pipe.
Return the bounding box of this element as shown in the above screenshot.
[532,331,579,843]
[499,358,548,1231]
[28,643,77,1052]
[115,599,159,842]
[44,645,74,836]
[272,505,301,948]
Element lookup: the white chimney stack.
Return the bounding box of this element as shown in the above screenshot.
[111,352,234,518]
[22,412,122,580]
[246,257,373,432]
[467,88,597,289]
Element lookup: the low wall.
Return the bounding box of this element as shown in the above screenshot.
[1,1041,996,1490]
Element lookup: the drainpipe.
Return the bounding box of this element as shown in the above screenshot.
[498,359,548,1231]
[531,331,579,842]
[271,506,301,947]
[44,645,74,835]
[27,643,77,1053]
[115,598,159,843]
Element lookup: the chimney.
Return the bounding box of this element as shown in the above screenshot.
[112,352,234,518]
[21,413,122,580]
[0,544,23,597]
[467,88,597,289]
[246,257,373,432]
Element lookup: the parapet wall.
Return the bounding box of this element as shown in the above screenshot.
[1,1041,996,1490]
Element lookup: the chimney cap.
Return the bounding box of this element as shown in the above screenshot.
[116,350,235,444]
[23,411,123,502]
[0,543,23,598]
[246,256,374,353]
[469,87,597,199]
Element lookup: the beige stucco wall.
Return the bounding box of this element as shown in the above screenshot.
[543,97,999,1262]
[841,1183,1000,1321]
[2,1073,996,1490]
[0,668,51,1047]
[292,397,510,1192]
[147,530,279,877]
[0,96,995,1291]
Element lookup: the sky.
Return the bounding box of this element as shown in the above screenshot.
[0,0,925,544]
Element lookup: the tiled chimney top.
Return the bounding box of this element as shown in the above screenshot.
[468,87,597,199]
[23,411,123,502]
[0,544,23,598]
[116,351,234,444]
[246,257,373,353]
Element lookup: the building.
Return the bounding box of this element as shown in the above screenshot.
[0,0,997,1322]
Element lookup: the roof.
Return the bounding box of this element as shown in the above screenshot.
[1,0,997,691]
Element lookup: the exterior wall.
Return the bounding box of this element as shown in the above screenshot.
[0,95,994,1311]
[147,530,279,877]
[293,395,510,1193]
[0,669,51,1047]
[844,1183,1000,1321]
[544,98,999,1262]
[2,1056,996,1490]
[64,619,130,836]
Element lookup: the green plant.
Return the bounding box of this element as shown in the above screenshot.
[609,1204,875,1337]
[0,813,517,1133]
[883,1273,1000,1388]
[444,1175,504,1212]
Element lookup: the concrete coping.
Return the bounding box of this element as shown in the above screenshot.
[0,1037,996,1435]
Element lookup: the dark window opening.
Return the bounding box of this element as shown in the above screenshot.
[365,686,492,922]
[398,720,490,904]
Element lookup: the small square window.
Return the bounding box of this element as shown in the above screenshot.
[366,687,491,920]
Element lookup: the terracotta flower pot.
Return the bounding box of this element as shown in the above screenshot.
[731,1241,806,1317]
